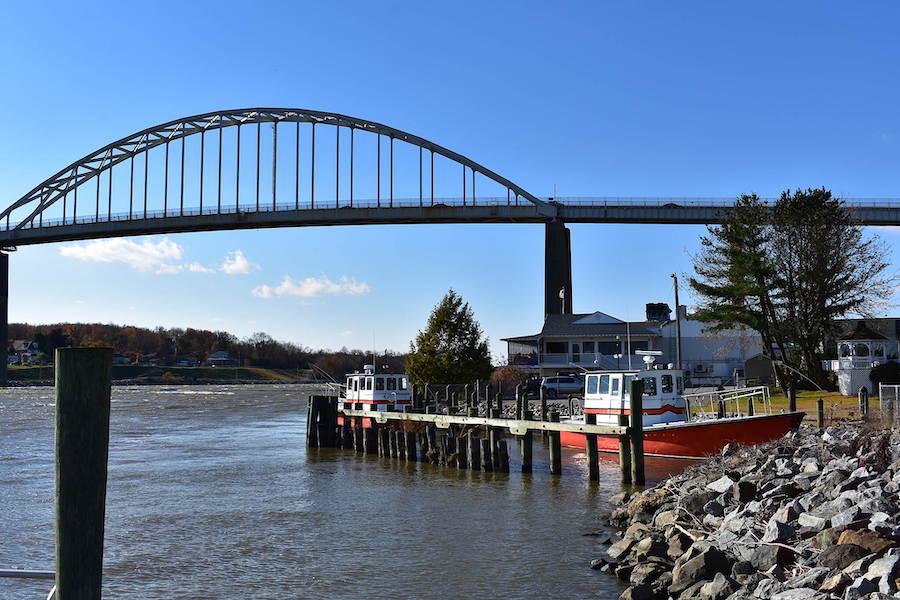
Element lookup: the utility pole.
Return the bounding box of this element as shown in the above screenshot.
[671,274,682,370]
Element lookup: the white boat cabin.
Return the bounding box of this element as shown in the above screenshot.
[583,365,687,427]
[342,365,411,411]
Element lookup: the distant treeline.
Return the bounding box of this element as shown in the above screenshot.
[8,322,405,378]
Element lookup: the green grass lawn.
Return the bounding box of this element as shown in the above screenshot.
[7,364,306,383]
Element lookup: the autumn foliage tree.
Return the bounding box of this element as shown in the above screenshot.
[405,289,492,386]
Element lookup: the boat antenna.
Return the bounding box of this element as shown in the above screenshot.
[670,274,683,370]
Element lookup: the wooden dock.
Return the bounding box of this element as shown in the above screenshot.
[306,383,647,485]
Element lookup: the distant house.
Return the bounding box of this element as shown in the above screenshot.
[10,340,41,365]
[502,304,762,386]
[175,357,200,367]
[111,354,132,365]
[205,351,239,367]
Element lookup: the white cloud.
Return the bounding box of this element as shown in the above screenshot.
[58,237,216,275]
[252,275,371,298]
[221,250,257,275]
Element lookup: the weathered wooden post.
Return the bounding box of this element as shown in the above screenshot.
[747,395,754,417]
[817,397,825,429]
[515,384,522,419]
[618,414,632,484]
[497,440,510,472]
[549,411,561,475]
[567,395,574,418]
[788,387,797,413]
[405,432,417,461]
[717,399,726,419]
[859,387,869,420]
[445,385,451,411]
[520,410,533,474]
[55,346,113,600]
[469,432,481,471]
[481,438,493,472]
[629,379,645,486]
[489,408,502,469]
[540,386,547,422]
[306,396,320,448]
[585,413,599,482]
[463,384,470,411]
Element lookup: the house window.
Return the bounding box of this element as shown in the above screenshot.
[839,343,852,357]
[599,375,610,394]
[642,376,657,396]
[598,341,619,354]
[874,345,885,357]
[587,375,598,394]
[583,341,595,353]
[661,374,673,394]
[545,341,567,354]
[376,377,385,390]
[854,343,870,357]
[387,377,397,391]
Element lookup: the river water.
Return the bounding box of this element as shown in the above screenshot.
[0,384,687,599]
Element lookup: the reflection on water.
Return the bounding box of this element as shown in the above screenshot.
[0,385,690,599]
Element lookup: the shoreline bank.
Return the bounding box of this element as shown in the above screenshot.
[594,422,900,600]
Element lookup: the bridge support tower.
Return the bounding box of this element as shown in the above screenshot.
[544,220,572,315]
[0,253,7,386]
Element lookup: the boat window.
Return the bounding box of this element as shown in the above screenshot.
[346,378,352,391]
[611,377,620,395]
[586,375,598,394]
[676,376,684,394]
[365,377,373,390]
[352,378,359,392]
[400,377,408,390]
[641,376,657,396]
[375,377,384,391]
[599,375,610,394]
[387,377,397,390]
[661,374,673,394]
[624,375,635,396]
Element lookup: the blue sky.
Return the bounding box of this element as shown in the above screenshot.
[2,1,900,358]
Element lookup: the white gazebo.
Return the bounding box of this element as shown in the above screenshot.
[832,321,887,396]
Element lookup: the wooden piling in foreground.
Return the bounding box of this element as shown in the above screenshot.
[395,430,406,460]
[515,384,522,419]
[717,399,726,419]
[859,388,869,420]
[747,396,754,417]
[817,397,825,429]
[540,386,547,422]
[549,411,561,475]
[520,409,533,474]
[481,438,493,472]
[363,426,377,454]
[585,413,599,482]
[497,440,510,473]
[55,346,113,600]
[457,434,468,468]
[788,387,797,413]
[629,380,645,486]
[618,414,632,484]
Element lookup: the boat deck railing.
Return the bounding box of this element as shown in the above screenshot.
[0,568,56,600]
[682,385,772,420]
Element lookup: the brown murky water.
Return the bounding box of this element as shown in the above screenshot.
[0,384,688,599]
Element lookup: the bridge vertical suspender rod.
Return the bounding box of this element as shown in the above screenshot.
[294,122,300,210]
[63,188,68,225]
[235,124,241,211]
[272,121,278,210]
[419,147,422,207]
[73,167,78,221]
[200,130,205,213]
[350,128,354,207]
[462,164,466,207]
[430,150,434,206]
[107,161,112,220]
[217,128,222,214]
[335,125,339,207]
[507,188,510,206]
[180,136,185,216]
[128,156,133,219]
[95,159,100,222]
[376,134,380,207]
[164,141,169,214]
[142,148,148,218]
[389,137,393,208]
[472,169,475,206]
[311,123,316,209]
[255,123,260,212]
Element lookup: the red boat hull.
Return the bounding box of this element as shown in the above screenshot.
[560,412,805,459]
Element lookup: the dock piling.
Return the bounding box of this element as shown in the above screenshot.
[549,411,561,475]
[55,347,113,600]
[618,414,632,484]
[788,387,797,413]
[629,380,646,486]
[585,413,599,482]
[817,397,825,429]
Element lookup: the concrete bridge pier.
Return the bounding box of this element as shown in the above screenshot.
[545,220,572,316]
[0,253,7,386]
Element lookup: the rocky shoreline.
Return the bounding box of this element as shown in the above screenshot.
[592,423,900,600]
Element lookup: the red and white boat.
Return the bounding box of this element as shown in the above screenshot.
[559,358,804,459]
[336,365,410,428]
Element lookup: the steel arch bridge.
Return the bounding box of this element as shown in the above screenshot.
[0,107,560,247]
